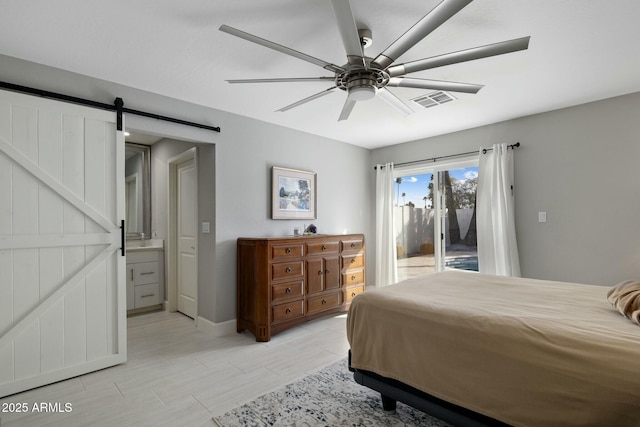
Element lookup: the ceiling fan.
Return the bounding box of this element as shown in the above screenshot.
[219,0,530,121]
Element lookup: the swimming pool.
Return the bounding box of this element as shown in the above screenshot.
[445,256,478,271]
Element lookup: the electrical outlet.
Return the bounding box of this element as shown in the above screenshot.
[538,212,547,223]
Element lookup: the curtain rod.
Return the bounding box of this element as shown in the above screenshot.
[374,142,520,170]
[0,81,221,133]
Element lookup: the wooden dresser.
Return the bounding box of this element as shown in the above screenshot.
[237,234,365,341]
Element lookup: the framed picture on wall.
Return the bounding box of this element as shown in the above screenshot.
[272,166,317,220]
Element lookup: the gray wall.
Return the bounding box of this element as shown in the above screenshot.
[149,130,371,324]
[212,118,371,322]
[0,54,373,325]
[372,92,640,286]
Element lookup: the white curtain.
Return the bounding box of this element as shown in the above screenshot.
[375,163,398,287]
[477,144,521,277]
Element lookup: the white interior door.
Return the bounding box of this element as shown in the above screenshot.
[177,157,198,318]
[0,89,126,397]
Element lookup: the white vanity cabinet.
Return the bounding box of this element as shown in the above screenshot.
[126,248,164,313]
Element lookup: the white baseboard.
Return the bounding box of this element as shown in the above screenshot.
[196,316,236,337]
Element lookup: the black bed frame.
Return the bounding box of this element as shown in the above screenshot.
[348,351,511,427]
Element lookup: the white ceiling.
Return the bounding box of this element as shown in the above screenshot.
[1,0,639,149]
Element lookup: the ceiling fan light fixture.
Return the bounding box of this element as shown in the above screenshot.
[348,85,377,101]
[221,0,530,121]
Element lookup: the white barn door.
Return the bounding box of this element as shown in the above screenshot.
[0,89,126,397]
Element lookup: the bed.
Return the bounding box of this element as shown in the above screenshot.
[346,270,640,427]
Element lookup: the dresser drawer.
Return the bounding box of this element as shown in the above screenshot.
[342,254,364,270]
[343,285,365,304]
[272,280,304,304]
[271,243,304,260]
[271,261,304,281]
[341,238,364,254]
[126,250,159,264]
[134,261,159,285]
[343,270,364,286]
[134,283,161,307]
[306,292,341,315]
[272,300,304,323]
[307,241,339,255]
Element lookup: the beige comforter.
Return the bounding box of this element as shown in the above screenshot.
[347,270,640,427]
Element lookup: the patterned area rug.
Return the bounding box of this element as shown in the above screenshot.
[213,358,451,427]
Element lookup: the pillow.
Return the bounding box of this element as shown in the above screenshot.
[607,280,640,325]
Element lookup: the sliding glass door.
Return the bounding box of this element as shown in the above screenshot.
[394,159,478,282]
[394,172,437,280]
[439,167,478,272]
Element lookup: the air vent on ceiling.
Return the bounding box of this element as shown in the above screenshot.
[411,91,456,109]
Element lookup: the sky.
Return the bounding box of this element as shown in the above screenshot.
[395,166,478,208]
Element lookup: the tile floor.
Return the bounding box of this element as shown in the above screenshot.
[0,310,350,427]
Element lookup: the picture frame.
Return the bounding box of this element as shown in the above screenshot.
[272,166,317,220]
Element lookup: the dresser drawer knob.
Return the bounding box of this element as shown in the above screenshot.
[351,275,356,281]
[286,248,291,254]
[285,287,292,293]
[141,293,155,298]
[352,292,357,297]
[325,269,330,274]
[350,258,355,264]
[321,299,327,305]
[285,267,292,273]
[321,245,326,251]
[318,270,323,275]
[351,243,356,248]
[285,308,292,314]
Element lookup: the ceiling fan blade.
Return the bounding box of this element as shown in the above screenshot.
[277,87,337,112]
[387,36,530,77]
[388,77,483,94]
[372,0,473,70]
[330,0,365,66]
[377,88,414,116]
[338,97,357,121]
[220,25,345,73]
[227,77,335,84]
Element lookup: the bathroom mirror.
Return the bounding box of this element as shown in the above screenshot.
[125,143,151,239]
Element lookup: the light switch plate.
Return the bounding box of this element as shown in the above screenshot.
[538,212,547,223]
[202,222,210,233]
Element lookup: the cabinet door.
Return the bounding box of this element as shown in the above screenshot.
[307,258,324,294]
[307,256,340,294]
[324,256,340,291]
